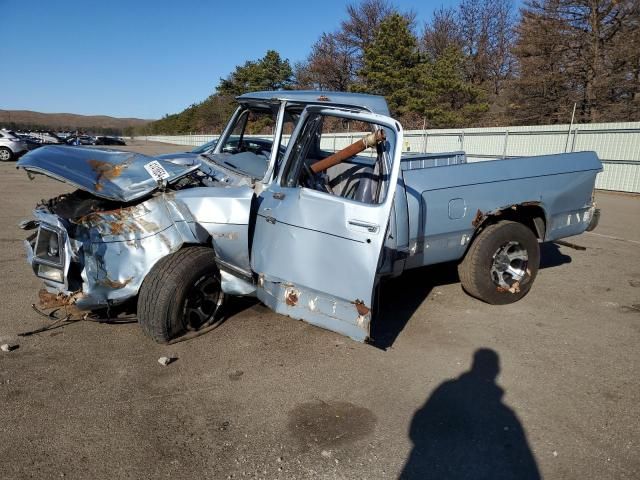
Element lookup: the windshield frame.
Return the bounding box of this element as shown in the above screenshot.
[210,101,287,183]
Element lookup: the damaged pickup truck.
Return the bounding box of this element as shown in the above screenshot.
[18,91,602,343]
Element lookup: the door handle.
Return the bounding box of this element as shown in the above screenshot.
[348,220,379,233]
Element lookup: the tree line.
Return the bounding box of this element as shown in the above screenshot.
[144,0,639,134]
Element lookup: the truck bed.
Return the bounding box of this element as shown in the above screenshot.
[397,151,602,269]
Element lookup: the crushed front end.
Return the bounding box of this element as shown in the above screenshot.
[22,191,183,312]
[18,145,256,315]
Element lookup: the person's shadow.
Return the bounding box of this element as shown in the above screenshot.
[400,349,540,479]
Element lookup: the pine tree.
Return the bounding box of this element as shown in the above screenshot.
[217,50,293,96]
[360,13,421,115]
[414,47,489,127]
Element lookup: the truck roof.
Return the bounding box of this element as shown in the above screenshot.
[236,90,390,116]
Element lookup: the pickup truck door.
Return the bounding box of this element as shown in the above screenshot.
[251,107,403,342]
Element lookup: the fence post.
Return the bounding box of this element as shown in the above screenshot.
[571,128,579,152]
[422,131,428,153]
[460,131,465,151]
[502,130,509,159]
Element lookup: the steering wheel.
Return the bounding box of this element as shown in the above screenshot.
[301,163,315,188]
[301,163,333,194]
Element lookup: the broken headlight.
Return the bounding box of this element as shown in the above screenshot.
[37,264,64,283]
[33,224,65,283]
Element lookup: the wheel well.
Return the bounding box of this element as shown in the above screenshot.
[473,203,547,240]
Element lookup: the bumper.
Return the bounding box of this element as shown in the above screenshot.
[585,206,600,232]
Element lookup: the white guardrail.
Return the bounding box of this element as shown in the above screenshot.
[137,121,640,193]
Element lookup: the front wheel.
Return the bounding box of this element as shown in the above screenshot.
[138,247,224,343]
[0,147,13,162]
[458,220,540,305]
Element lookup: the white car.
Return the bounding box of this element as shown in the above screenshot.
[0,129,28,161]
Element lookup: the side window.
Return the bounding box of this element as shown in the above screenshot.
[282,113,391,205]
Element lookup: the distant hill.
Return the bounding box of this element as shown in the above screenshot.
[0,109,153,133]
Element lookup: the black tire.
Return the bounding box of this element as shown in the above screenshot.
[138,247,224,343]
[0,147,13,162]
[458,220,540,305]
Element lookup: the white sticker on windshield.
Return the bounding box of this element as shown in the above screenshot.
[144,160,170,181]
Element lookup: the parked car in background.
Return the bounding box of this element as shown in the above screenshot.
[65,135,96,146]
[94,136,126,146]
[0,129,28,161]
[28,131,63,144]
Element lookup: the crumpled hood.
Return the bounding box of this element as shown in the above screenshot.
[17,145,201,202]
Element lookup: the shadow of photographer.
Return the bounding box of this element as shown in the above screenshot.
[400,348,540,479]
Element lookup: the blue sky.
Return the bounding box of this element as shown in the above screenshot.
[4,0,487,119]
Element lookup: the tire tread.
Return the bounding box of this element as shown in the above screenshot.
[138,247,218,343]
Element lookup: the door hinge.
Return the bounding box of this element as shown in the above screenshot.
[265,216,277,224]
[273,192,286,200]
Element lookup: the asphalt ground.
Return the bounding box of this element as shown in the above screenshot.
[0,141,638,479]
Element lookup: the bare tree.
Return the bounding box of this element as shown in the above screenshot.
[339,0,397,54]
[296,32,358,91]
[458,0,516,94]
[422,7,462,61]
[511,0,639,124]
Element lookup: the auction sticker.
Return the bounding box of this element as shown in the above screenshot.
[144,160,171,181]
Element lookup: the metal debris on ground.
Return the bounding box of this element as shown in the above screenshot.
[1,343,18,352]
[554,239,587,250]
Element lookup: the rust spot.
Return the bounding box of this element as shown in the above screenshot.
[88,159,128,179]
[353,300,370,316]
[38,289,84,309]
[497,282,521,294]
[87,155,135,190]
[286,291,299,306]
[77,207,153,237]
[108,221,126,236]
[98,277,133,289]
[472,209,485,228]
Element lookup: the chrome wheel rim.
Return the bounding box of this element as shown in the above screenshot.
[490,241,529,291]
[182,275,223,330]
[0,150,10,161]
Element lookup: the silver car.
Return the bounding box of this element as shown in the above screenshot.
[0,129,28,161]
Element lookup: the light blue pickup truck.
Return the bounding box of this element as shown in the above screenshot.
[18,91,601,343]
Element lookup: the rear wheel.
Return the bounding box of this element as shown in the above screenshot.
[0,147,13,162]
[138,247,224,343]
[458,220,540,305]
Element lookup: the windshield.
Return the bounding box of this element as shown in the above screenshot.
[191,139,217,154]
[214,106,278,179]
